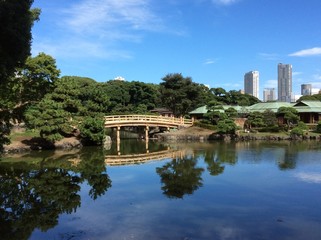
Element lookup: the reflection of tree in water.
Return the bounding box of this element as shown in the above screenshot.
[78,149,112,200]
[277,145,298,170]
[203,150,225,176]
[0,148,111,239]
[0,167,81,239]
[198,143,238,176]
[156,156,204,199]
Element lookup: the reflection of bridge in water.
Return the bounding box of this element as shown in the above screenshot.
[105,149,187,166]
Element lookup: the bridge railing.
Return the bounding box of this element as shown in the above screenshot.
[104,115,193,127]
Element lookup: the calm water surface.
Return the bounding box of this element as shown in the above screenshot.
[1,140,321,240]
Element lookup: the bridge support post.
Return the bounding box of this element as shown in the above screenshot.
[145,126,149,153]
[116,126,120,154]
[145,126,149,141]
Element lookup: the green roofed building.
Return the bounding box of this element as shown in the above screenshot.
[189,100,321,125]
[189,105,244,121]
[247,102,292,113]
[292,101,321,124]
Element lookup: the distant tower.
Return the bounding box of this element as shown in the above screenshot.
[114,76,125,81]
[278,63,292,102]
[301,84,312,96]
[244,71,259,98]
[263,88,276,102]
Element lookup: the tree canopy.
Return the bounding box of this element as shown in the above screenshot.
[103,80,161,114]
[160,73,209,116]
[25,76,110,143]
[298,93,321,102]
[0,0,40,83]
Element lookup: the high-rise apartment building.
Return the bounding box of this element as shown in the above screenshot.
[244,71,259,98]
[278,63,292,102]
[263,88,276,102]
[301,84,312,96]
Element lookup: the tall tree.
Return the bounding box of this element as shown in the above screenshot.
[0,0,40,151]
[0,0,40,83]
[0,53,60,121]
[160,73,208,116]
[277,107,300,130]
[25,76,110,143]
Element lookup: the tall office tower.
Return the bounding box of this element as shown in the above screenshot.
[263,88,276,102]
[278,63,292,102]
[301,84,312,96]
[244,71,259,98]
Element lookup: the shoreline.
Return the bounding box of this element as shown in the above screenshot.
[2,126,321,154]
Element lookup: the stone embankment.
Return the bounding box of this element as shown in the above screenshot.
[155,127,321,142]
[3,137,82,154]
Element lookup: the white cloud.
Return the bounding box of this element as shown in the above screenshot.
[212,0,240,5]
[33,0,166,60]
[264,79,277,88]
[64,0,164,35]
[313,74,321,81]
[292,71,303,76]
[204,58,217,65]
[221,82,241,88]
[305,74,321,89]
[258,52,279,61]
[295,172,321,184]
[289,47,321,57]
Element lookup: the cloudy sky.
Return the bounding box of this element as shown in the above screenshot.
[31,0,321,99]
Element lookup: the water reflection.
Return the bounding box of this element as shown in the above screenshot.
[1,141,321,239]
[0,147,111,239]
[156,155,204,199]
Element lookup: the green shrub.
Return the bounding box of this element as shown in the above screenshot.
[80,117,105,145]
[290,127,304,137]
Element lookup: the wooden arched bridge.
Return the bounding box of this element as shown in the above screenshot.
[104,115,193,142]
[104,115,193,128]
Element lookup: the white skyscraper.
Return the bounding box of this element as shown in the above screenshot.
[263,88,276,102]
[278,63,292,102]
[244,71,259,99]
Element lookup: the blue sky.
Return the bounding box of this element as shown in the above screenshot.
[31,0,321,99]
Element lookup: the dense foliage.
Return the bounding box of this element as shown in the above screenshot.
[103,80,161,114]
[210,87,260,106]
[0,0,40,83]
[0,1,40,149]
[298,93,321,102]
[277,107,300,130]
[160,73,210,116]
[25,76,109,143]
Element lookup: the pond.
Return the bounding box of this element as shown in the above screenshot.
[1,140,321,240]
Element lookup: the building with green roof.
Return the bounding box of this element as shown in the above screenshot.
[247,102,292,113]
[189,100,321,126]
[292,101,321,123]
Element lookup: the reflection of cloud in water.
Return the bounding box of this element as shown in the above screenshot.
[217,226,244,240]
[295,172,321,183]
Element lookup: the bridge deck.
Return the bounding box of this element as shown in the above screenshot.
[104,115,193,128]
